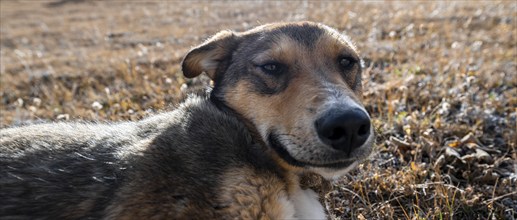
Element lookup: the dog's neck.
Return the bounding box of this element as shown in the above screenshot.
[204,93,331,218]
[209,91,265,145]
[208,90,332,196]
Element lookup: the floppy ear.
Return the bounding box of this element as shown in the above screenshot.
[181,30,238,79]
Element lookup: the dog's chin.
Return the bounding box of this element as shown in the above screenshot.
[267,132,371,176]
[309,161,360,180]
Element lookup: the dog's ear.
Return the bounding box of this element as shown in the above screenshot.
[182,30,238,79]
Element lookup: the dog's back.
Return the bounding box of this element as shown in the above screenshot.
[1,122,129,218]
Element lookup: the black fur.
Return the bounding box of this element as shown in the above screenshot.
[273,23,324,49]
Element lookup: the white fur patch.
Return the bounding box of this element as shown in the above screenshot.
[277,187,326,220]
[291,188,326,219]
[278,194,296,219]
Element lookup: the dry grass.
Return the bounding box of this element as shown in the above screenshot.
[1,1,515,219]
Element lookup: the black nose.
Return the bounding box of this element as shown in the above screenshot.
[315,108,371,154]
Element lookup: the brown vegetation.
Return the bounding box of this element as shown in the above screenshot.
[1,1,515,219]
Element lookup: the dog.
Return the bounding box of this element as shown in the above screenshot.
[0,21,374,219]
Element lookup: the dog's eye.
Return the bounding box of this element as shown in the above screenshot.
[339,57,355,69]
[260,62,285,75]
[263,64,277,71]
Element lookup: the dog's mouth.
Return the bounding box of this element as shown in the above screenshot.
[267,132,360,169]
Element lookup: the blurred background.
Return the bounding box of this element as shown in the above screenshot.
[1,1,515,219]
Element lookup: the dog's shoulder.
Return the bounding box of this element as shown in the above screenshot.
[106,95,299,219]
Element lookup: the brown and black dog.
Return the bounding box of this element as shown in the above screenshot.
[0,21,374,219]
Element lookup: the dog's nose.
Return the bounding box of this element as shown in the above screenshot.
[315,108,371,154]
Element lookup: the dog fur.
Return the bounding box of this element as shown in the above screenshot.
[0,21,374,219]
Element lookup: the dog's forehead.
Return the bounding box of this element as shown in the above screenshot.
[264,23,326,48]
[240,22,358,57]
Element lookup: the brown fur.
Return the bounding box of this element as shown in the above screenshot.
[217,167,292,219]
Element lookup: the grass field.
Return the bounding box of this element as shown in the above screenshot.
[1,1,516,219]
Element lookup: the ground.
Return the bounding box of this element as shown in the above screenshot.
[1,1,516,219]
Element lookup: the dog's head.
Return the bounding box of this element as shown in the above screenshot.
[182,22,374,179]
